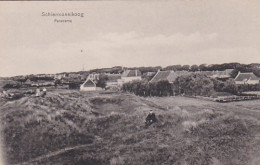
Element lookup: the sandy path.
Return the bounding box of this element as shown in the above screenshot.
[16,144,92,165]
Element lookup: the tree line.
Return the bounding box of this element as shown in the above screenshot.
[122,73,260,97]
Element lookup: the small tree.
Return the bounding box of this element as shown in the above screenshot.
[149,82,158,96]
[96,74,108,88]
[174,73,214,96]
[182,65,190,71]
[223,79,238,94]
[156,80,172,96]
[198,64,207,71]
[190,65,199,72]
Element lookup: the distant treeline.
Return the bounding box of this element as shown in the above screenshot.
[122,73,260,97]
[81,63,260,77]
[8,63,260,81]
[162,63,260,77]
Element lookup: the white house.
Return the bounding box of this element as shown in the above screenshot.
[80,73,103,91]
[80,78,97,91]
[234,72,260,85]
[88,73,99,81]
[54,73,67,80]
[118,70,142,85]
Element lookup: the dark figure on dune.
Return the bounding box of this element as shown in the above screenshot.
[146,110,157,126]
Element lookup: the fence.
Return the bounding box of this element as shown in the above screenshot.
[215,95,260,103]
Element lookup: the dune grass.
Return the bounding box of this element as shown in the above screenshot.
[0,90,260,165]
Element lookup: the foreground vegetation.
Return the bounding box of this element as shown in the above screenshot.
[0,90,260,165]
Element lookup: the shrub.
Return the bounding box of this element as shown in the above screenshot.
[173,73,214,96]
[122,80,172,97]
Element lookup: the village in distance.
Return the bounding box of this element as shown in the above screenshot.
[1,62,260,101]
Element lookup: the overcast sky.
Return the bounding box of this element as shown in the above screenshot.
[1,0,260,77]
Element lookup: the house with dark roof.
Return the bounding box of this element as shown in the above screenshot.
[118,70,142,85]
[150,70,188,83]
[234,72,260,85]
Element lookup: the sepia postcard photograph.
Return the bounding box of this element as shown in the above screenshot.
[0,1,260,165]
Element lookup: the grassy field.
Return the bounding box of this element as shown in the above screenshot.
[0,89,260,165]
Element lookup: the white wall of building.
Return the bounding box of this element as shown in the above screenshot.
[235,80,259,85]
[80,86,96,91]
[247,80,260,84]
[121,76,142,83]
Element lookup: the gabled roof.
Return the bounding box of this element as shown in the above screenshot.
[121,70,141,77]
[82,79,96,87]
[150,71,171,83]
[235,72,260,81]
[150,71,188,83]
[24,79,32,83]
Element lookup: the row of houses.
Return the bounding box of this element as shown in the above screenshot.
[150,69,260,85]
[18,68,260,90]
[80,69,260,91]
[80,70,142,91]
[148,69,233,84]
[23,79,55,87]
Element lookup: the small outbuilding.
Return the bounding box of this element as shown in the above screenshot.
[80,78,97,91]
[24,79,33,87]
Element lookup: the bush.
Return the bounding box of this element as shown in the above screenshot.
[3,82,21,89]
[122,80,172,97]
[173,73,214,96]
[96,74,108,88]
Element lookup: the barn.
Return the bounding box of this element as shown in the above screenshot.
[150,70,188,83]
